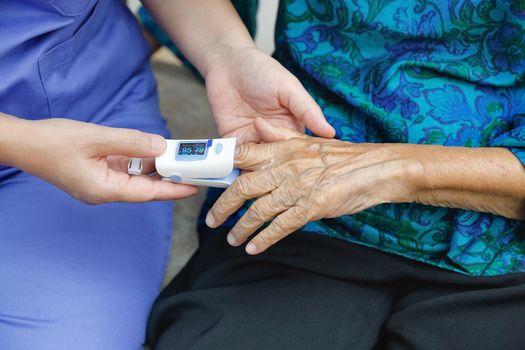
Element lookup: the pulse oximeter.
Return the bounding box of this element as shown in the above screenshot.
[154,138,239,188]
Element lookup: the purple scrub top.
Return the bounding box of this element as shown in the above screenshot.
[0,1,173,348]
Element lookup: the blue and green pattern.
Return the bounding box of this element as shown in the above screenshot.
[202,0,525,276]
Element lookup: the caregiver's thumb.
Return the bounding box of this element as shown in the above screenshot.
[279,76,335,139]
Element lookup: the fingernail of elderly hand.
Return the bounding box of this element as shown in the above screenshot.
[246,243,257,255]
[227,233,237,246]
[151,136,166,153]
[205,211,216,227]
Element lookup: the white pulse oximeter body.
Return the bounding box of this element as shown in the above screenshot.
[155,138,239,188]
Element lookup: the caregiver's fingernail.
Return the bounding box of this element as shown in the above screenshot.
[151,136,166,153]
[205,211,216,227]
[246,243,257,255]
[227,233,237,246]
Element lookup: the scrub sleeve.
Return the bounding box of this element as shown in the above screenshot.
[0,1,173,349]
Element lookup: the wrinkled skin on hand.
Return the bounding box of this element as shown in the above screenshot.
[206,118,423,255]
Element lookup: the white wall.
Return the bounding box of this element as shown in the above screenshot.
[255,0,279,54]
[128,0,141,13]
[128,1,279,54]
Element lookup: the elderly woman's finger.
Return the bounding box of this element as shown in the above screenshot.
[226,187,298,246]
[245,205,312,255]
[234,119,313,171]
[234,142,279,170]
[235,135,326,171]
[206,170,281,228]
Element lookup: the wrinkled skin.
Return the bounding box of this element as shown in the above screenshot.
[206,118,423,254]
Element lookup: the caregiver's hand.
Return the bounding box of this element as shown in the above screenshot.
[0,116,197,204]
[142,0,334,144]
[204,46,335,144]
[206,119,421,254]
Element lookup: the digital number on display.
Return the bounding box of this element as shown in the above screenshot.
[178,142,207,156]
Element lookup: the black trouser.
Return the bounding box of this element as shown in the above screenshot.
[147,229,525,350]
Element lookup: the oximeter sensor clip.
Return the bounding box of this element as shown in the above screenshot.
[128,138,239,188]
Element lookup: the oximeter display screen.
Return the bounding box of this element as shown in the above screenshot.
[178,142,207,156]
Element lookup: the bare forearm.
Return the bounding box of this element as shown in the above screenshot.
[0,112,28,168]
[141,0,255,76]
[407,145,525,220]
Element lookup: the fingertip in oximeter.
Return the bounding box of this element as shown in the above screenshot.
[155,138,239,188]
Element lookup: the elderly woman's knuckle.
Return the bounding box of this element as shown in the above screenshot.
[271,218,289,234]
[235,145,252,164]
[248,204,267,224]
[273,191,293,208]
[272,195,287,209]
[235,146,244,161]
[273,164,295,184]
[293,204,311,221]
[287,160,304,175]
[287,138,304,149]
[228,181,242,198]
[308,142,322,152]
[267,166,281,185]
[234,176,252,197]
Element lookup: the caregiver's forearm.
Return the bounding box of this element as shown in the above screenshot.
[410,145,525,220]
[0,112,28,167]
[141,0,255,76]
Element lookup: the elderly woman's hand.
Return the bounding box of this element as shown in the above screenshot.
[206,118,424,254]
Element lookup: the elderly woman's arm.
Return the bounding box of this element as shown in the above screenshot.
[206,119,525,255]
[401,145,525,218]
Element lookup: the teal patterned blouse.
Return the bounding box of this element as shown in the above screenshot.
[263,0,525,276]
[142,0,525,276]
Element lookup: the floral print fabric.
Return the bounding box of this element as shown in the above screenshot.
[265,0,525,276]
